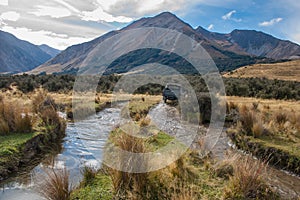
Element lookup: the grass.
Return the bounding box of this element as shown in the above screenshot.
[71,95,283,199]
[227,99,300,174]
[0,132,37,171]
[0,90,66,180]
[121,95,161,120]
[226,96,300,113]
[223,59,300,82]
[36,168,72,200]
[71,170,113,200]
[223,154,279,199]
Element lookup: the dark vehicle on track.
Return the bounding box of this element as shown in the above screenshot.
[162,83,181,103]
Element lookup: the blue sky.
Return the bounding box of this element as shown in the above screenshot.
[0,0,299,50]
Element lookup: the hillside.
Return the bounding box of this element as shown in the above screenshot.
[30,12,259,75]
[196,28,300,60]
[38,44,61,58]
[0,30,52,74]
[223,60,300,82]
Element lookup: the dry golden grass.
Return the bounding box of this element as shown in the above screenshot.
[36,168,72,200]
[223,154,278,199]
[223,60,300,82]
[0,95,32,134]
[226,96,300,113]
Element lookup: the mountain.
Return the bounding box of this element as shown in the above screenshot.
[30,12,300,75]
[38,44,61,58]
[196,28,300,60]
[0,30,52,74]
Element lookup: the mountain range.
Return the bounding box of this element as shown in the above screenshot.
[0,30,60,74]
[1,12,300,75]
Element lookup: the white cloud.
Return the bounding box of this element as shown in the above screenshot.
[96,0,188,18]
[29,5,72,18]
[81,7,133,23]
[1,25,95,50]
[0,0,8,6]
[221,10,242,22]
[0,11,20,21]
[259,18,283,27]
[208,24,214,31]
[222,10,236,20]
[52,0,81,13]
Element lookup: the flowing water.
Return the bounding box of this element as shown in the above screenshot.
[0,105,123,200]
[0,103,299,199]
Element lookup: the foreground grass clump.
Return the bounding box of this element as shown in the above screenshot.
[36,168,72,200]
[227,102,300,174]
[223,154,279,199]
[71,169,113,200]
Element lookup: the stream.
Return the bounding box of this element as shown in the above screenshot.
[0,105,123,200]
[0,103,299,199]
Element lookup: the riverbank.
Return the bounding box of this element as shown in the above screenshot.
[0,90,66,181]
[0,123,66,181]
[226,99,300,175]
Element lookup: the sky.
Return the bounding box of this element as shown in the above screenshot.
[0,0,299,50]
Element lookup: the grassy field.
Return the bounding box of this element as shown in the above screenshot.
[226,96,300,113]
[227,97,300,174]
[223,60,300,82]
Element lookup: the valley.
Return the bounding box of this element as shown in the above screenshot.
[0,9,299,200]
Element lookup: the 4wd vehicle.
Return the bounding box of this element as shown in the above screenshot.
[162,83,181,103]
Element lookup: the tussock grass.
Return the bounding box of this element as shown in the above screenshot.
[239,105,257,134]
[0,95,32,135]
[36,168,72,200]
[81,166,98,187]
[224,154,278,199]
[106,131,149,198]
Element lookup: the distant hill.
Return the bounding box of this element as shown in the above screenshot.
[0,30,52,74]
[38,44,61,58]
[30,12,300,75]
[223,60,300,82]
[196,28,300,60]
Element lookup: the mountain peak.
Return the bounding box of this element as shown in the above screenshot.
[123,12,194,32]
[155,11,178,18]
